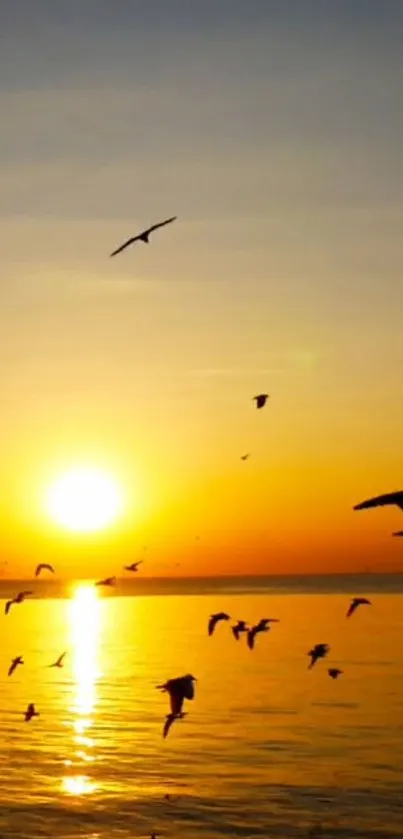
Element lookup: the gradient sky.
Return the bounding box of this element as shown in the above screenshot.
[1,0,403,577]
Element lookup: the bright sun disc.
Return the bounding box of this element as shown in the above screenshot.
[45,467,122,533]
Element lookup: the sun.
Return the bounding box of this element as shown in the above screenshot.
[45,467,123,533]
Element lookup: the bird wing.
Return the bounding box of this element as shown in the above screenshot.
[110,236,139,257]
[392,531,403,536]
[8,661,16,676]
[208,616,217,636]
[232,626,240,640]
[146,216,177,236]
[35,565,41,577]
[57,652,67,666]
[5,600,12,615]
[46,564,54,572]
[163,715,176,739]
[346,601,357,618]
[247,629,256,650]
[354,491,403,510]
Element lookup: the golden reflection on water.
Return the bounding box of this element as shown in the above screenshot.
[62,584,100,796]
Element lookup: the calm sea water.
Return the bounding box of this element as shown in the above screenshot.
[0,574,402,839]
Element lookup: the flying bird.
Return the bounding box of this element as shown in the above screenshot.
[110,216,177,257]
[35,563,54,577]
[232,620,249,640]
[8,656,24,677]
[241,454,250,461]
[124,561,143,572]
[392,531,403,537]
[328,668,343,680]
[24,703,39,722]
[346,597,371,618]
[253,394,269,409]
[49,652,67,668]
[5,591,33,615]
[246,618,278,650]
[208,612,230,636]
[354,491,403,512]
[157,673,196,738]
[95,576,116,587]
[308,643,330,669]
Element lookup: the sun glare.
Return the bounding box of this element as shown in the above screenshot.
[45,466,122,533]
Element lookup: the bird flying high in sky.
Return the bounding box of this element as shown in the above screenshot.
[35,563,54,577]
[95,576,116,587]
[110,216,177,257]
[253,394,269,409]
[354,491,403,512]
[8,656,24,677]
[124,561,143,572]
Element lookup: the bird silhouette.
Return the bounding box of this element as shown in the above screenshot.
[308,643,330,669]
[5,591,33,615]
[157,673,196,738]
[392,531,403,537]
[328,668,343,680]
[246,618,277,650]
[241,453,250,461]
[124,561,143,572]
[35,563,54,577]
[110,216,177,257]
[253,394,269,409]
[232,620,249,640]
[95,576,116,587]
[49,652,67,668]
[208,612,230,636]
[354,491,403,512]
[346,597,371,618]
[24,703,39,722]
[8,656,24,677]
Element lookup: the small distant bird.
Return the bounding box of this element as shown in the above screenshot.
[346,597,371,618]
[247,618,277,650]
[124,561,143,572]
[5,591,33,615]
[328,668,343,680]
[49,652,67,668]
[8,656,24,677]
[24,703,39,722]
[253,394,269,410]
[232,619,249,640]
[208,612,230,636]
[354,491,403,512]
[241,453,250,461]
[392,531,403,537]
[95,576,116,587]
[308,643,330,669]
[157,673,196,739]
[110,216,177,257]
[35,563,54,577]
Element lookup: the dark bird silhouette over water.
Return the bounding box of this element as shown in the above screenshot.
[253,394,269,410]
[354,491,403,512]
[308,643,330,669]
[95,576,116,587]
[241,454,250,461]
[346,597,371,618]
[124,561,143,572]
[24,703,39,722]
[49,652,67,668]
[328,668,343,680]
[5,591,33,615]
[110,216,177,257]
[246,618,278,649]
[157,673,196,738]
[8,656,23,677]
[35,563,54,577]
[232,620,249,640]
[208,612,230,636]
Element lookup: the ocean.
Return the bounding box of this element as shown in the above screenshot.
[0,573,402,838]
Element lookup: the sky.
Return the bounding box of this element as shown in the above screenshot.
[1,0,403,578]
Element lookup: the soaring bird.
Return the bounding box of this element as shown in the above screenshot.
[253,394,269,409]
[392,531,403,537]
[124,561,143,572]
[241,453,250,461]
[157,673,196,738]
[110,216,177,257]
[208,612,230,636]
[246,618,278,650]
[346,597,371,618]
[232,620,249,640]
[35,563,54,577]
[308,643,330,669]
[328,668,343,680]
[354,491,403,512]
[24,703,39,722]
[5,591,33,615]
[49,652,67,668]
[8,656,24,677]
[95,576,116,587]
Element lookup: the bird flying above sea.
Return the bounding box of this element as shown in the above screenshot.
[24,703,39,722]
[308,643,330,669]
[49,652,67,668]
[241,453,250,461]
[110,216,177,257]
[208,612,230,636]
[346,597,371,618]
[8,656,24,677]
[328,668,343,680]
[124,561,143,572]
[35,563,54,577]
[5,591,33,615]
[253,394,269,409]
[232,620,249,640]
[95,576,116,587]
[354,491,403,512]
[157,673,196,739]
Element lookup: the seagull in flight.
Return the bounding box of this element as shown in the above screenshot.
[110,216,177,257]
[240,454,250,461]
[49,652,67,668]
[232,620,249,640]
[5,591,33,615]
[253,394,269,410]
[208,612,230,636]
[124,561,143,572]
[354,491,403,512]
[24,703,39,722]
[247,618,278,650]
[328,668,343,680]
[157,673,196,739]
[346,597,371,618]
[95,576,116,587]
[35,563,54,577]
[308,643,330,669]
[8,656,24,677]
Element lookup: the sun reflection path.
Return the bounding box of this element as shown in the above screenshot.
[63,584,101,796]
